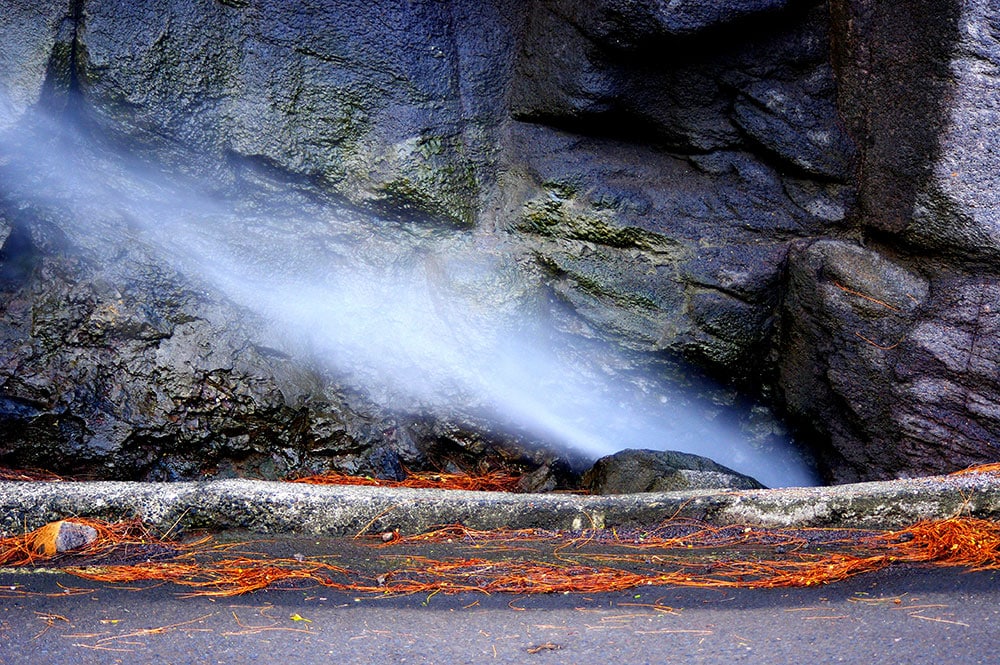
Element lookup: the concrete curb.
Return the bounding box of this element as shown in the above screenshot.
[2,473,999,536]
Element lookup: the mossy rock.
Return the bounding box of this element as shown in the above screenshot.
[517,187,677,251]
[354,134,478,227]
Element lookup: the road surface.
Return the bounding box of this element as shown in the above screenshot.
[1,564,997,664]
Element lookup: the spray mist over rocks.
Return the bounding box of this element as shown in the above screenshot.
[0,100,819,488]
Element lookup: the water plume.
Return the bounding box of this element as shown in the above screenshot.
[0,98,819,487]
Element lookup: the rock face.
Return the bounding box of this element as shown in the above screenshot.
[507,0,852,379]
[582,449,766,494]
[0,0,571,482]
[783,0,1000,482]
[69,0,499,227]
[0,0,997,484]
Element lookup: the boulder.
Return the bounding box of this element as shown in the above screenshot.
[582,448,765,494]
[780,238,1000,482]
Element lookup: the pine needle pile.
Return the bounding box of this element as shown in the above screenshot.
[0,518,188,567]
[949,462,1000,476]
[2,515,998,597]
[0,467,64,482]
[290,469,522,492]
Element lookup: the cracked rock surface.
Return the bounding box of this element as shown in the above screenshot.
[0,0,998,484]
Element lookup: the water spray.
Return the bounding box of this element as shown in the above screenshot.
[0,96,819,487]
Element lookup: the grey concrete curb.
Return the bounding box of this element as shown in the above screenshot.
[2,473,999,536]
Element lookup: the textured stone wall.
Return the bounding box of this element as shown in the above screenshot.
[1,0,997,483]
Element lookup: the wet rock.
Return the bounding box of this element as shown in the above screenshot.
[0,0,69,129]
[902,7,1000,267]
[732,74,854,180]
[779,240,929,481]
[1,0,998,487]
[516,464,559,494]
[507,2,852,393]
[780,237,1000,483]
[512,2,838,153]
[830,0,981,252]
[773,0,1000,482]
[543,0,794,47]
[582,449,765,494]
[2,1,843,482]
[26,0,515,229]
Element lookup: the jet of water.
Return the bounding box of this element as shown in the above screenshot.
[0,98,819,487]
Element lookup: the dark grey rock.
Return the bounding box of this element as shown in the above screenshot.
[1,0,998,489]
[778,240,929,481]
[516,464,559,493]
[732,73,854,180]
[778,238,1000,483]
[510,2,619,122]
[506,2,852,396]
[549,0,793,46]
[771,0,1000,482]
[53,520,98,552]
[582,448,766,494]
[49,0,517,228]
[831,0,999,264]
[506,121,847,384]
[512,1,835,153]
[0,0,861,484]
[0,126,566,481]
[0,0,68,129]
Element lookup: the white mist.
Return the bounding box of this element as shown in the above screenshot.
[0,101,819,487]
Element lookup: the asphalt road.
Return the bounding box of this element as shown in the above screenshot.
[1,565,997,664]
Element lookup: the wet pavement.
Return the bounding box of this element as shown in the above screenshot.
[2,474,1000,663]
[0,533,998,664]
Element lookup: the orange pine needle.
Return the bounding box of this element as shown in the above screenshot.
[0,467,64,482]
[833,281,901,312]
[949,463,1000,476]
[290,470,522,492]
[3,516,998,597]
[0,518,196,567]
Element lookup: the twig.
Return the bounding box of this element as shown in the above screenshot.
[834,282,901,312]
[854,332,904,350]
[353,505,399,539]
[908,613,969,627]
